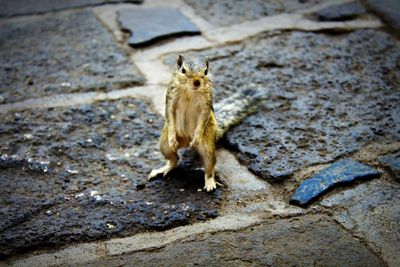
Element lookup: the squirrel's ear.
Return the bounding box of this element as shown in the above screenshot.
[177,54,184,68]
[204,58,209,75]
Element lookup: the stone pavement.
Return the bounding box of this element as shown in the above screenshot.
[0,0,399,266]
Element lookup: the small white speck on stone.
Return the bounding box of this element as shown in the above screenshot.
[94,195,102,201]
[46,210,52,215]
[180,189,185,192]
[146,202,153,205]
[197,188,202,192]
[90,190,99,197]
[124,152,130,158]
[86,138,93,143]
[61,82,71,87]
[75,193,84,198]
[24,133,33,139]
[124,133,129,138]
[67,169,79,174]
[106,154,117,161]
[110,115,116,119]
[107,223,115,229]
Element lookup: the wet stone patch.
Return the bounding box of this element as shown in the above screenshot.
[184,0,324,27]
[0,98,223,258]
[164,29,400,182]
[0,9,145,104]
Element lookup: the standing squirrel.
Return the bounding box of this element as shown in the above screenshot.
[148,54,263,191]
[148,54,219,191]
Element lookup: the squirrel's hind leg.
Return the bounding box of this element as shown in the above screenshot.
[197,139,217,192]
[148,127,179,180]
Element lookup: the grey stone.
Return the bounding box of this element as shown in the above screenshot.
[0,98,223,259]
[314,2,367,21]
[118,7,200,47]
[291,159,380,206]
[321,179,400,266]
[184,0,324,27]
[165,29,400,182]
[0,0,143,17]
[0,9,145,104]
[380,152,400,180]
[81,215,384,267]
[365,0,400,35]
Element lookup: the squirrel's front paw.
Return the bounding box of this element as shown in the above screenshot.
[189,136,201,148]
[168,134,179,152]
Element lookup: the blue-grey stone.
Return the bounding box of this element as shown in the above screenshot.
[314,2,366,21]
[118,7,200,47]
[380,152,400,180]
[365,0,400,35]
[290,159,380,206]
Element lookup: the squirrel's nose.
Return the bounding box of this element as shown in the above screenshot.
[193,80,201,87]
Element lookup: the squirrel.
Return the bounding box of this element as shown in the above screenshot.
[148,54,263,191]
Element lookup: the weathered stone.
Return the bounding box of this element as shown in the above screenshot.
[184,0,324,27]
[165,29,400,182]
[118,7,200,47]
[0,0,143,17]
[313,2,367,21]
[321,179,400,266]
[0,98,223,259]
[380,151,400,180]
[365,0,400,35]
[290,159,380,206]
[81,215,384,266]
[0,9,145,104]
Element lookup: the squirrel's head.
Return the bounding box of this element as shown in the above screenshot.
[174,54,211,91]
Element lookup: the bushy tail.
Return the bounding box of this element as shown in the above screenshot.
[214,88,264,141]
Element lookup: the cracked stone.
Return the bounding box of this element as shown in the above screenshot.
[0,0,143,17]
[165,29,400,182]
[118,7,200,47]
[290,159,380,206]
[380,151,400,180]
[184,0,324,27]
[0,98,223,259]
[0,9,145,104]
[313,1,367,21]
[82,214,384,266]
[320,179,400,266]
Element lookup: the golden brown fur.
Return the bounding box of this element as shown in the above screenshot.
[148,55,219,191]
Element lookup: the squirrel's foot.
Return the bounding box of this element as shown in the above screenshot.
[204,174,219,192]
[148,161,177,181]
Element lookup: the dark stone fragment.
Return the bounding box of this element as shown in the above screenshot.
[0,9,145,103]
[314,2,366,21]
[0,0,143,17]
[0,98,223,258]
[380,151,400,180]
[365,0,400,35]
[290,159,380,206]
[118,7,200,47]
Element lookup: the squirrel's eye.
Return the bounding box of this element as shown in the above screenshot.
[204,69,208,75]
[182,67,186,74]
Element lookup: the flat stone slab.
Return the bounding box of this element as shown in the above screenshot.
[380,151,400,180]
[0,98,223,259]
[321,179,400,266]
[164,29,400,182]
[0,9,145,104]
[184,0,324,27]
[82,215,384,266]
[118,7,200,47]
[290,159,380,206]
[313,2,367,21]
[0,0,143,17]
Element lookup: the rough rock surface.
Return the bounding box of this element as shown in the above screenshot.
[380,151,400,180]
[291,159,380,206]
[0,9,145,104]
[0,0,143,17]
[81,215,384,267]
[118,7,200,47]
[0,98,223,258]
[184,0,324,27]
[321,179,400,266]
[365,0,400,34]
[165,29,400,182]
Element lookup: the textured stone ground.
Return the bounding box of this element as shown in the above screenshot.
[0,0,399,266]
